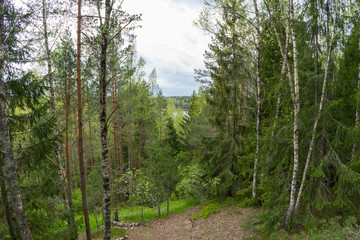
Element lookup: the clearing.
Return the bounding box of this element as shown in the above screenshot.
[126,206,254,240]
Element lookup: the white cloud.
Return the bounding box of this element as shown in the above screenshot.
[123,0,210,96]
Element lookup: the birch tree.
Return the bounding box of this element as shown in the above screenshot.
[0,1,32,239]
[93,1,139,238]
[252,0,262,198]
[285,0,301,225]
[294,0,338,213]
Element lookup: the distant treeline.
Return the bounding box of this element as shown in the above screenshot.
[165,96,191,110]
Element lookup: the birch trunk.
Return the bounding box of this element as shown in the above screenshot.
[111,76,119,222]
[252,0,261,198]
[98,0,112,238]
[76,1,92,239]
[294,0,338,213]
[314,0,319,107]
[266,4,298,216]
[0,1,32,238]
[285,0,301,225]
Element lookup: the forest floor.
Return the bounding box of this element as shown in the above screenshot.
[126,206,255,240]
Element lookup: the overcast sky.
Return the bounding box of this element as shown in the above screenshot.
[123,0,210,96]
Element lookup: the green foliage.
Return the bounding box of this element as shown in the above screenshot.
[296,216,360,240]
[90,228,126,239]
[117,200,196,223]
[192,202,221,220]
[176,164,220,203]
[132,170,157,208]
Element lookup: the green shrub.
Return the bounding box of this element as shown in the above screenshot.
[176,164,220,203]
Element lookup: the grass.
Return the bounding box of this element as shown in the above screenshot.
[192,202,222,220]
[91,228,126,239]
[117,199,196,223]
[76,199,196,236]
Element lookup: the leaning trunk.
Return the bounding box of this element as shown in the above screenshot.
[294,0,338,212]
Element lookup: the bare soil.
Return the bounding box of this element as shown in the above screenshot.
[126,206,254,240]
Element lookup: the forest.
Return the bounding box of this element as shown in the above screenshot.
[0,0,360,239]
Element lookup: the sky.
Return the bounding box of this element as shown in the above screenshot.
[122,0,210,96]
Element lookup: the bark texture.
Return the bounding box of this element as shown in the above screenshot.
[252,0,261,198]
[0,1,32,239]
[0,155,16,240]
[286,0,301,225]
[98,1,112,239]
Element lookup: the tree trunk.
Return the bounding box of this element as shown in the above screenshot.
[117,114,123,175]
[252,0,261,199]
[42,1,77,236]
[76,1,92,239]
[107,136,112,180]
[98,1,112,239]
[88,120,95,168]
[314,0,319,107]
[294,0,338,213]
[0,2,32,239]
[0,155,16,240]
[285,0,301,225]
[112,76,118,175]
[166,183,170,215]
[155,159,161,217]
[64,56,77,239]
[117,111,124,204]
[72,84,78,188]
[139,119,144,169]
[111,74,119,221]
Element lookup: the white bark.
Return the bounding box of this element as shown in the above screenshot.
[0,1,32,239]
[285,0,301,225]
[98,1,112,239]
[294,0,338,213]
[252,0,261,198]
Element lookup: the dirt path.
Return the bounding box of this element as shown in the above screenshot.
[127,206,254,240]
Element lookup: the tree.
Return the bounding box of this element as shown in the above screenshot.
[91,1,139,238]
[0,154,16,240]
[0,1,32,239]
[40,1,77,237]
[76,0,92,239]
[195,0,252,196]
[162,115,181,214]
[52,31,78,238]
[252,0,262,199]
